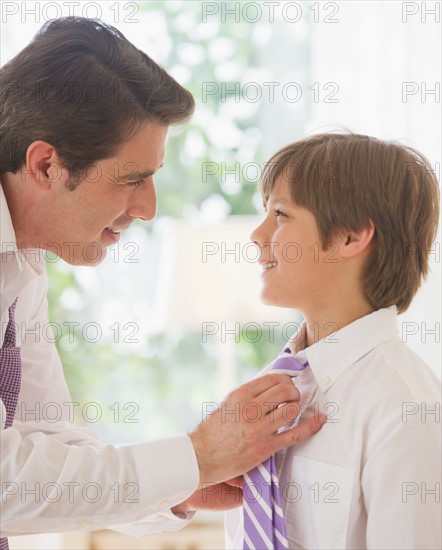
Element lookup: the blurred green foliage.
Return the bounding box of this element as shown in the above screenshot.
[147,0,262,218]
[47,1,304,442]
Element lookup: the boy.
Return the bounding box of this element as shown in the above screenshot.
[226,133,441,549]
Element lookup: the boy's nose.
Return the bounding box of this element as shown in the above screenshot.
[126,178,157,222]
[250,218,267,247]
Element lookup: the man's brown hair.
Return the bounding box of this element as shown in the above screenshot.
[0,17,194,188]
[260,133,440,313]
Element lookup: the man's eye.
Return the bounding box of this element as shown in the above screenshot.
[128,180,144,188]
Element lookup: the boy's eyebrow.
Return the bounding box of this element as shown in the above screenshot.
[269,197,293,206]
[117,163,164,182]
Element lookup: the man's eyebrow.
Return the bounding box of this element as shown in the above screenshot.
[117,164,164,182]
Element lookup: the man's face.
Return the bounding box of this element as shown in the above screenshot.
[42,120,168,265]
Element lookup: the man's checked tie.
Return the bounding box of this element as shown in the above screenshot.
[0,298,22,550]
[243,349,309,550]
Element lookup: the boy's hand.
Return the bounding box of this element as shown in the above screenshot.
[189,373,327,489]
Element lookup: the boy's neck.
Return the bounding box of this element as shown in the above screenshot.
[303,299,375,347]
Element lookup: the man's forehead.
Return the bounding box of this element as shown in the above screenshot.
[108,123,167,178]
[115,121,168,156]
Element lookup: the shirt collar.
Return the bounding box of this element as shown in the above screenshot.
[1,185,18,252]
[285,307,399,392]
[0,184,45,280]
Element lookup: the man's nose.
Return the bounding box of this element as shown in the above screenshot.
[126,178,157,222]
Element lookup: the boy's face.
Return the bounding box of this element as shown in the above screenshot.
[251,176,342,312]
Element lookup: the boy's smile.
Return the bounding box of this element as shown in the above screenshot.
[251,174,376,344]
[251,178,323,309]
[251,176,342,315]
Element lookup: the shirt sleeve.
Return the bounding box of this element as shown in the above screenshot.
[0,270,200,536]
[362,397,441,550]
[0,429,199,536]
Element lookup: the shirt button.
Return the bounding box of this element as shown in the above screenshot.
[321,375,331,385]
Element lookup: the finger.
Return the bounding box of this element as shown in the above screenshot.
[236,373,294,399]
[256,382,301,411]
[267,400,303,429]
[219,485,243,508]
[226,476,243,488]
[275,413,327,452]
[204,483,243,508]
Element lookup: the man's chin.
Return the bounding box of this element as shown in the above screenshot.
[53,243,108,267]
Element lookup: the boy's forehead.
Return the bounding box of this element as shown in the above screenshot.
[267,175,291,200]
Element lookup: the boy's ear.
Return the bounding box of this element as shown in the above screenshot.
[339,220,375,258]
[24,140,67,190]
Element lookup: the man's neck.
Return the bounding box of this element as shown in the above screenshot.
[1,173,40,249]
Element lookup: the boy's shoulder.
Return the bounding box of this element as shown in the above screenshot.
[319,335,440,443]
[306,306,440,409]
[361,335,439,401]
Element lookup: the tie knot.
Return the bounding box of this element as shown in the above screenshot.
[270,352,309,376]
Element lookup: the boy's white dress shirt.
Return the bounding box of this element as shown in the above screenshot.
[226,307,441,549]
[0,187,199,536]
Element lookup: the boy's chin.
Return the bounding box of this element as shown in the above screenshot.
[260,293,295,309]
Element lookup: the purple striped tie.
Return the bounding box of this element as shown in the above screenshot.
[243,350,309,550]
[0,298,22,550]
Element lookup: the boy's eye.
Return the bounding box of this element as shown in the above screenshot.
[275,209,286,217]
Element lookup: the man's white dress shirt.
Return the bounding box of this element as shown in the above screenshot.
[0,186,199,536]
[226,308,441,549]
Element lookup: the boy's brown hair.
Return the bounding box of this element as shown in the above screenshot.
[0,17,194,189]
[260,133,440,313]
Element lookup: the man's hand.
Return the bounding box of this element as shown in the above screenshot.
[172,481,243,515]
[189,373,326,488]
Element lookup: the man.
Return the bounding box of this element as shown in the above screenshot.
[0,17,325,540]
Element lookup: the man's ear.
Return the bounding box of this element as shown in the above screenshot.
[24,140,66,189]
[338,220,375,258]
